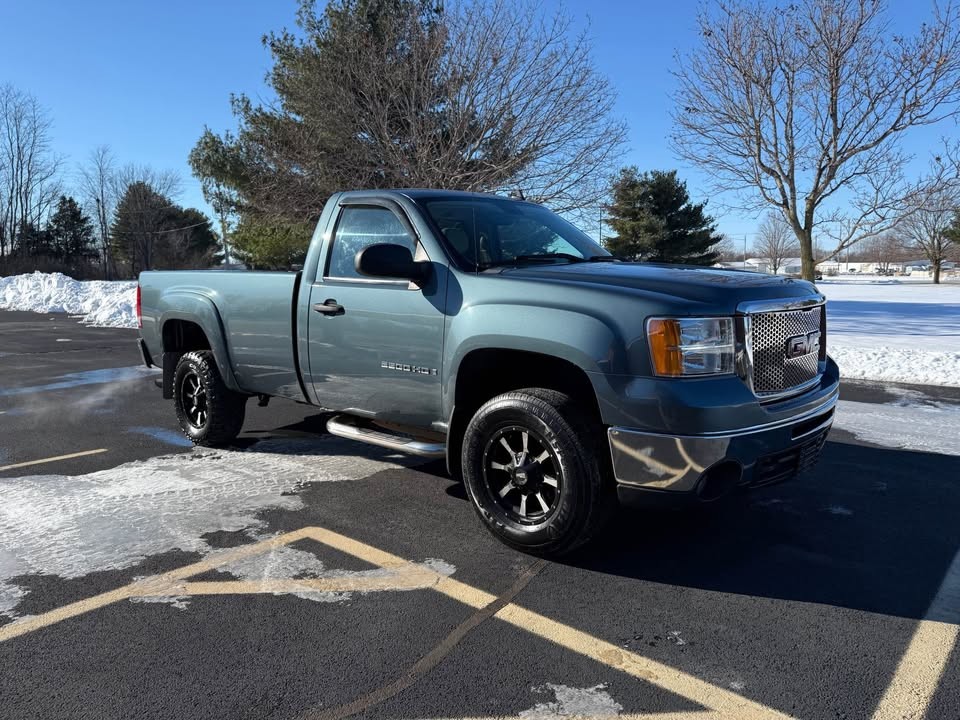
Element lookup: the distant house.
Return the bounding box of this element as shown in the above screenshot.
[741,257,803,275]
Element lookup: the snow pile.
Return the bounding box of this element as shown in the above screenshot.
[0,271,137,328]
[821,279,960,387]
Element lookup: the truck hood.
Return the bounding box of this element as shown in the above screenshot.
[496,262,822,308]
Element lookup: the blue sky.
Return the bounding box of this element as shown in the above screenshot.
[0,0,949,245]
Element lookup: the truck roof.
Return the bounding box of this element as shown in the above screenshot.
[341,188,536,204]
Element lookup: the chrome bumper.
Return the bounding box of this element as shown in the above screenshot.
[608,391,837,496]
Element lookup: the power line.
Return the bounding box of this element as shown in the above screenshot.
[109,220,211,236]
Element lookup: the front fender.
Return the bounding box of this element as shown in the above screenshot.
[442,304,625,419]
[155,291,241,393]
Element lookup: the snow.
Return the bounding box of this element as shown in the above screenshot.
[0,437,427,618]
[834,386,960,457]
[1,271,958,385]
[0,271,137,327]
[819,279,960,386]
[520,684,623,719]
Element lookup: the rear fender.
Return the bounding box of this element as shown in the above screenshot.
[157,292,241,393]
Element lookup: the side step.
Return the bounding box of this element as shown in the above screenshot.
[326,414,446,458]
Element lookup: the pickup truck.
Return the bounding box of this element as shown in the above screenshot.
[138,189,839,555]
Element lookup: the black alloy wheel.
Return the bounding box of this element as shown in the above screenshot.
[482,425,562,524]
[461,388,614,555]
[173,351,247,446]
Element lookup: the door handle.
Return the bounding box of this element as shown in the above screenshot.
[313,299,345,316]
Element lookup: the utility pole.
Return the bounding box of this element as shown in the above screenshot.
[743,234,748,269]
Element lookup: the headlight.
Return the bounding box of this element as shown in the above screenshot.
[646,317,735,377]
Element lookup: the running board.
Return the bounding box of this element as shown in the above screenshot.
[326,415,446,458]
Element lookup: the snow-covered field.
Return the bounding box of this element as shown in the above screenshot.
[1,271,958,386]
[0,272,137,328]
[820,278,960,387]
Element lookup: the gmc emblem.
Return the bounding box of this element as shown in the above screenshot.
[785,331,821,359]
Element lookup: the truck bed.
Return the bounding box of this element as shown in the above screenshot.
[139,270,305,401]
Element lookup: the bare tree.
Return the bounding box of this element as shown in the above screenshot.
[754,212,799,274]
[896,157,960,283]
[77,145,118,278]
[865,232,906,272]
[672,0,960,281]
[0,84,63,258]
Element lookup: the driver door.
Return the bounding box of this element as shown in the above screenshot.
[306,201,446,427]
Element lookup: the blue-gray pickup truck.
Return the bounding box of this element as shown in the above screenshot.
[138,189,839,554]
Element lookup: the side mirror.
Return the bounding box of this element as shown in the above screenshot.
[355,243,430,284]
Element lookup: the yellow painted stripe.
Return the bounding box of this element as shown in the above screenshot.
[494,601,790,719]
[0,525,790,719]
[0,527,316,642]
[175,567,440,596]
[304,526,415,569]
[0,448,108,473]
[454,715,716,720]
[304,531,789,720]
[870,620,960,720]
[0,582,138,642]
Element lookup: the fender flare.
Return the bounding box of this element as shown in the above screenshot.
[156,291,241,393]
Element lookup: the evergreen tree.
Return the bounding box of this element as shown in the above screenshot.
[12,221,53,257]
[111,182,219,275]
[230,218,312,270]
[47,196,96,263]
[604,168,723,265]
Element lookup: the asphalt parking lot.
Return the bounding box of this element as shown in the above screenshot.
[1,311,958,720]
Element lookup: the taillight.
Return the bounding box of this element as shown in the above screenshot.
[136,284,142,329]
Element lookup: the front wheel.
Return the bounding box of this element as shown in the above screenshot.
[174,351,247,446]
[461,388,612,555]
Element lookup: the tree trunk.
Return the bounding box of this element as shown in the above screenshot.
[933,260,941,284]
[798,227,816,281]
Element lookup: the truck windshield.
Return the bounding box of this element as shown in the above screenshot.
[418,197,610,270]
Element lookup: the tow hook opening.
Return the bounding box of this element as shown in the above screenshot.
[696,460,743,502]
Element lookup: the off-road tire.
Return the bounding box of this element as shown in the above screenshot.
[461,388,613,555]
[174,351,247,447]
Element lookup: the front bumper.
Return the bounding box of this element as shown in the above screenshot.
[609,382,837,507]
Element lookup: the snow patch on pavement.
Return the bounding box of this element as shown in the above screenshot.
[129,594,191,611]
[520,684,623,719]
[0,271,137,327]
[0,437,424,618]
[835,398,960,456]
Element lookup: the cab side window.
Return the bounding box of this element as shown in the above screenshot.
[327,206,416,279]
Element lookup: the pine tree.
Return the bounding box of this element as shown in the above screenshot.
[111,182,219,275]
[604,168,723,265]
[47,196,96,264]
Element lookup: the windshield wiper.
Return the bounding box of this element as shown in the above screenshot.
[480,253,590,269]
[586,255,618,262]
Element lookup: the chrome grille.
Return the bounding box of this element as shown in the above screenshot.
[750,306,823,395]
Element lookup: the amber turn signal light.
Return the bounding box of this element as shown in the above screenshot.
[647,318,685,376]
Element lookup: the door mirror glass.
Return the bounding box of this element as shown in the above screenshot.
[355,243,429,283]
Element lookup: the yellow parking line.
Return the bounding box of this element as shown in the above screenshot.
[870,620,959,719]
[306,528,790,719]
[174,567,443,596]
[0,526,791,718]
[0,448,108,473]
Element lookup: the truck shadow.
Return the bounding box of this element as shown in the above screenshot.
[564,440,960,621]
[237,414,960,622]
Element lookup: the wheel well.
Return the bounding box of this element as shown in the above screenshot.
[447,348,603,479]
[162,320,211,353]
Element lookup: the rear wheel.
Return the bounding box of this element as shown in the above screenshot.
[174,351,246,446]
[461,388,612,555]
